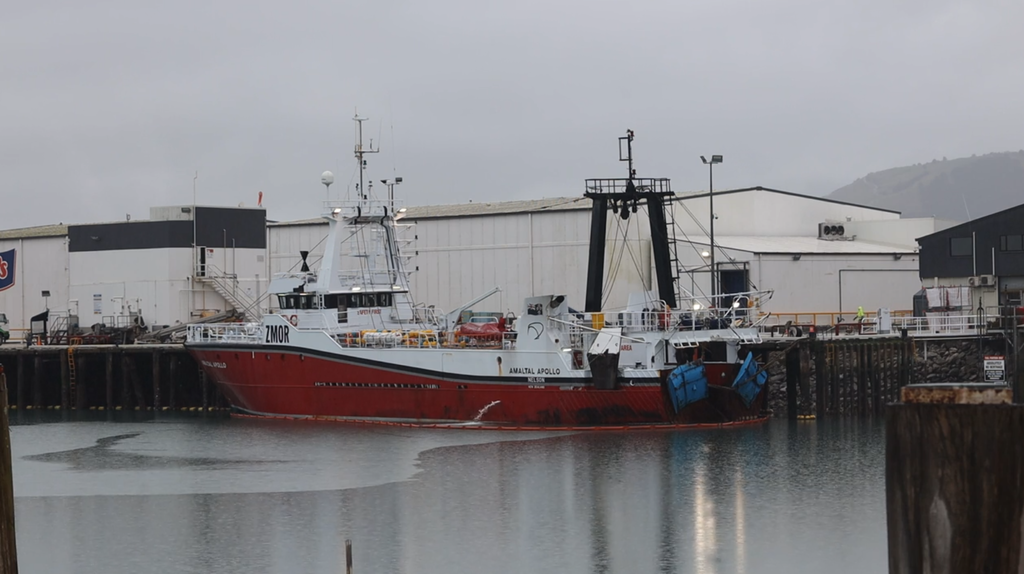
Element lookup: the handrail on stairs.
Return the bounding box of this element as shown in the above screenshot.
[195,263,265,321]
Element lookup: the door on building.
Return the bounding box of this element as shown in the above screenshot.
[719,268,749,310]
[197,246,207,277]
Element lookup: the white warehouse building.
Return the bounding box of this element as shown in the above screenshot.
[0,206,266,336]
[267,186,955,322]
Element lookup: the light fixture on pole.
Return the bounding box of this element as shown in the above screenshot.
[380,177,403,213]
[700,155,723,301]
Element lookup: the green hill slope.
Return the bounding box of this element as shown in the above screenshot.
[827,151,1024,220]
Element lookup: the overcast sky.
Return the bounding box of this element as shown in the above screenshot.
[3,0,1023,227]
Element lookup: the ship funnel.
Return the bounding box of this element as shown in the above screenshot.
[299,251,310,272]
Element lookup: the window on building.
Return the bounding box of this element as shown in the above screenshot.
[1001,235,1023,252]
[949,237,973,257]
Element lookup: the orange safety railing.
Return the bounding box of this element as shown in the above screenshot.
[758,310,914,327]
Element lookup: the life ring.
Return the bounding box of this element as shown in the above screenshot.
[288,315,299,327]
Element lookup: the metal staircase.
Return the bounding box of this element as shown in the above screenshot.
[195,261,264,321]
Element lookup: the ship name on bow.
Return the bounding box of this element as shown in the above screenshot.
[509,366,561,376]
[265,325,290,344]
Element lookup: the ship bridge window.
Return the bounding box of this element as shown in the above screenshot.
[345,293,393,308]
[278,294,318,309]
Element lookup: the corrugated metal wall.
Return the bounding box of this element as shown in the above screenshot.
[0,236,69,334]
[267,209,653,315]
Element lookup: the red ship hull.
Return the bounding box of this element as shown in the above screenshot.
[188,345,767,428]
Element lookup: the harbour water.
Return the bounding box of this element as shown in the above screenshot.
[10,413,886,573]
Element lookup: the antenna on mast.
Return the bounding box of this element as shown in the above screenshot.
[353,114,379,207]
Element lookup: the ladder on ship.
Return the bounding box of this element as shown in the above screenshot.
[666,202,688,310]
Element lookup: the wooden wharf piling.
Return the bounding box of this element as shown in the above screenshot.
[0,345,225,413]
[0,370,18,574]
[755,331,1014,419]
[886,384,1023,573]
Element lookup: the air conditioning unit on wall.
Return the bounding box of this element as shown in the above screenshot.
[968,275,996,287]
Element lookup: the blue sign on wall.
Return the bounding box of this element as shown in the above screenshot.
[0,249,16,292]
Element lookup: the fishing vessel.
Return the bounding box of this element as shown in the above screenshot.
[185,122,774,428]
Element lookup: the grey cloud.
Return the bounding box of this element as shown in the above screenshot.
[3,0,1022,227]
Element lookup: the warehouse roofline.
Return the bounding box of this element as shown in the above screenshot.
[0,224,69,240]
[686,235,918,254]
[402,196,592,220]
[268,197,593,226]
[914,201,1024,242]
[266,186,901,227]
[675,186,902,215]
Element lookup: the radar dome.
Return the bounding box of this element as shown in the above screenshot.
[321,171,335,187]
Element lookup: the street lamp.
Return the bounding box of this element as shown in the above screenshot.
[700,155,723,302]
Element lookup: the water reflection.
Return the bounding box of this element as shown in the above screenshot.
[14,417,887,574]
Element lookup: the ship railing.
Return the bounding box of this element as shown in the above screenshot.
[334,270,400,285]
[759,310,915,328]
[676,289,774,316]
[755,309,999,337]
[332,327,519,350]
[411,305,442,325]
[323,197,405,216]
[502,331,518,350]
[888,313,985,336]
[564,308,758,335]
[334,329,444,349]
[187,323,263,344]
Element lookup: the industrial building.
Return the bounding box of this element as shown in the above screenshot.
[0,206,265,337]
[917,202,1024,312]
[0,186,955,336]
[269,186,954,322]
[670,187,954,318]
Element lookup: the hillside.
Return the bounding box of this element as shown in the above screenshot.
[827,151,1024,221]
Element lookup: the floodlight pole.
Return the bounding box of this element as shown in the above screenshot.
[709,162,715,300]
[701,155,722,302]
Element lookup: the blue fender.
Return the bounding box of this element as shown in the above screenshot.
[733,353,768,407]
[667,363,708,413]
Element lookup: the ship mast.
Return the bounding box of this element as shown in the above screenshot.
[351,113,408,294]
[583,130,676,312]
[353,114,378,207]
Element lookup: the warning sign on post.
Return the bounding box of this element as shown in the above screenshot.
[984,355,1005,383]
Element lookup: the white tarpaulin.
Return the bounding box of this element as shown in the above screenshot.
[925,286,972,309]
